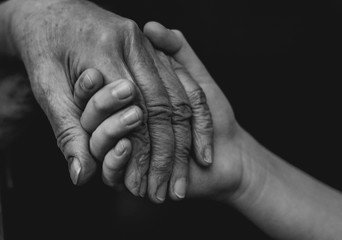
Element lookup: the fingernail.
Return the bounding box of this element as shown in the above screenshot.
[125,170,141,197]
[113,81,132,100]
[114,140,126,156]
[81,73,94,90]
[70,158,81,185]
[174,178,186,199]
[204,146,212,164]
[156,182,168,202]
[122,107,140,126]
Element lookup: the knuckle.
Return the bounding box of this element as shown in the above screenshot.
[174,128,191,163]
[96,28,116,47]
[122,19,140,34]
[150,158,173,176]
[175,154,189,165]
[193,108,213,135]
[188,89,214,136]
[129,125,150,169]
[56,125,81,155]
[121,19,145,51]
[147,104,172,121]
[188,88,208,110]
[174,125,191,146]
[172,102,192,123]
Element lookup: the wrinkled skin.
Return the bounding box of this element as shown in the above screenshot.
[74,21,241,201]
[144,22,243,200]
[71,66,213,200]
[7,0,198,202]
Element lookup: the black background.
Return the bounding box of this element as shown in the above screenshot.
[1,1,341,239]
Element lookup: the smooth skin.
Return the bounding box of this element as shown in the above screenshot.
[0,0,214,203]
[84,21,342,239]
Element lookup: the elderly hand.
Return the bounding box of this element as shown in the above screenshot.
[2,0,213,202]
[96,21,242,201]
[72,64,214,200]
[143,22,243,200]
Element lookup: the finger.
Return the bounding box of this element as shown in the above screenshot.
[172,59,214,166]
[81,79,136,133]
[125,37,175,203]
[102,138,132,190]
[73,68,104,110]
[89,52,151,197]
[153,50,192,201]
[144,24,214,166]
[33,63,97,185]
[90,105,143,161]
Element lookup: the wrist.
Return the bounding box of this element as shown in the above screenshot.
[220,127,273,207]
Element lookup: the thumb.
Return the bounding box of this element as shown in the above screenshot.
[144,21,213,85]
[143,21,182,53]
[31,64,97,185]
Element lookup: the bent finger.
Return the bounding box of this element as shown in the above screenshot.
[81,79,136,133]
[102,138,132,190]
[90,105,143,161]
[89,54,151,197]
[74,68,104,110]
[172,59,214,166]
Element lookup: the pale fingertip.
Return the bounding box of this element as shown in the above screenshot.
[112,80,133,100]
[203,145,213,165]
[114,139,127,156]
[174,177,187,199]
[156,181,168,203]
[121,106,142,126]
[70,157,81,185]
[125,172,141,197]
[102,139,131,188]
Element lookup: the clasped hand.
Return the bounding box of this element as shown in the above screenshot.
[6,0,214,203]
